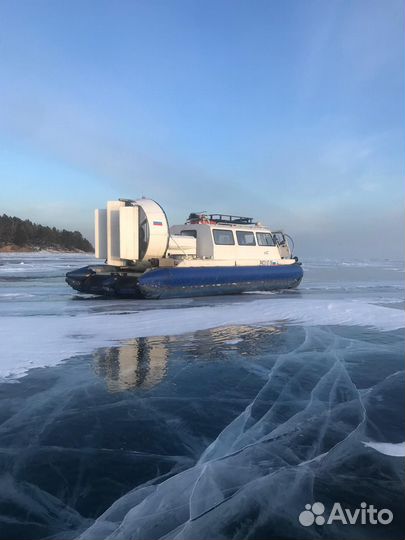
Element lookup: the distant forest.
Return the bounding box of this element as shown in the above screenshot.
[0,214,94,252]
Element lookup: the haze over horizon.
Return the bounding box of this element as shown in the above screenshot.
[0,0,403,259]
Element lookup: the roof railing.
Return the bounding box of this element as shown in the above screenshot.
[209,214,254,224]
[187,213,254,225]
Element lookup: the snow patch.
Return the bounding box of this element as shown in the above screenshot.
[1,298,404,380]
[362,441,405,457]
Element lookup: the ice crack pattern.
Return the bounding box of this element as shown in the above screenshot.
[0,254,404,539]
[0,324,402,540]
[76,327,404,540]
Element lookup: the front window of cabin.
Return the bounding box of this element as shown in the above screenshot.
[213,229,235,245]
[236,231,256,246]
[256,232,275,246]
[273,232,286,245]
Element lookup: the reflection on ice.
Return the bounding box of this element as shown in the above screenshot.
[94,338,169,392]
[93,326,282,392]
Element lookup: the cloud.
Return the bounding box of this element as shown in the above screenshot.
[1,88,403,258]
[0,88,247,216]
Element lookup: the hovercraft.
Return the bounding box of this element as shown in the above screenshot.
[66,198,303,299]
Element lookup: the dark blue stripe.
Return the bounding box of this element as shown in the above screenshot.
[138,263,303,298]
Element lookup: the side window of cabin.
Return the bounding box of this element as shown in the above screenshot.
[213,229,235,245]
[236,231,256,246]
[256,232,275,246]
[181,230,197,238]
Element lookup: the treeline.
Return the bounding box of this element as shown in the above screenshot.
[0,214,94,252]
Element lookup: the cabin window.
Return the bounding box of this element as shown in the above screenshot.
[213,229,235,245]
[181,230,197,238]
[273,232,286,245]
[256,232,275,246]
[236,231,256,246]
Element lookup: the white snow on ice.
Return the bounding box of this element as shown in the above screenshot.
[362,441,405,457]
[1,297,404,380]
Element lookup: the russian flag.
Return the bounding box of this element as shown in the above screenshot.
[153,221,163,226]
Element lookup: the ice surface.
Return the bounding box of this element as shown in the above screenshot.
[1,254,404,381]
[1,255,404,539]
[0,313,403,540]
[1,298,404,381]
[0,252,94,277]
[74,329,404,540]
[0,473,90,539]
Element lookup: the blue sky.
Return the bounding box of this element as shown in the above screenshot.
[0,0,403,257]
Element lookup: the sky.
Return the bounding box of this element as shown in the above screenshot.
[0,0,403,258]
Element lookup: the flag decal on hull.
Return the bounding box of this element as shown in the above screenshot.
[153,221,163,226]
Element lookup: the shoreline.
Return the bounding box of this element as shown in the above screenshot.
[0,244,94,254]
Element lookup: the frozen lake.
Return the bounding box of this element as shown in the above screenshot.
[0,253,404,539]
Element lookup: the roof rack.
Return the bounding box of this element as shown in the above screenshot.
[186,212,255,225]
[208,214,254,225]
